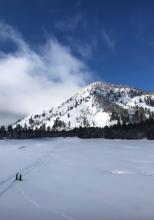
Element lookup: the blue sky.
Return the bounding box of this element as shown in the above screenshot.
[0,0,154,90]
[0,0,154,124]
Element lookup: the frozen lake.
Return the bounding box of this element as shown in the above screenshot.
[0,138,154,220]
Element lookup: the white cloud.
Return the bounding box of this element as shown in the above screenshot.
[0,21,92,125]
[102,28,115,52]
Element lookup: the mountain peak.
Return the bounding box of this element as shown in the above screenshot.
[81,81,141,93]
[14,81,154,131]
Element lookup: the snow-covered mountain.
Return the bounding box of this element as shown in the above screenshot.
[14,81,154,131]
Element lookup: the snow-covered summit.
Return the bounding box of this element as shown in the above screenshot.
[14,81,154,131]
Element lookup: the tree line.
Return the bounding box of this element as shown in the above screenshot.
[0,118,154,139]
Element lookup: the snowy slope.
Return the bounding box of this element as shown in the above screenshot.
[1,138,154,220]
[15,81,154,130]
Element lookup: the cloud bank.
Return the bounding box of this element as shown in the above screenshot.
[0,21,92,125]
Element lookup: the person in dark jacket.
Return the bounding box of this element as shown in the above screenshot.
[19,174,22,181]
[15,173,19,181]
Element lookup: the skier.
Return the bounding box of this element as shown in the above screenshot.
[15,173,19,181]
[19,174,22,181]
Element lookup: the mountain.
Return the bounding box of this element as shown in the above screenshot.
[14,81,154,131]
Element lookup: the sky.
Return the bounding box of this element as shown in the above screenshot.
[0,0,154,125]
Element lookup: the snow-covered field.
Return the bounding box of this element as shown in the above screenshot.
[0,138,154,220]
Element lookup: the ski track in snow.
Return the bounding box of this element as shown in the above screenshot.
[0,156,47,198]
[0,138,77,220]
[0,173,17,186]
[1,139,154,219]
[0,139,71,198]
[0,180,16,197]
[18,186,39,208]
[18,186,76,220]
[0,138,154,199]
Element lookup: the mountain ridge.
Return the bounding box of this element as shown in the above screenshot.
[14,81,154,131]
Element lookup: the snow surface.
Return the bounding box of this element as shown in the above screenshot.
[0,138,154,220]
